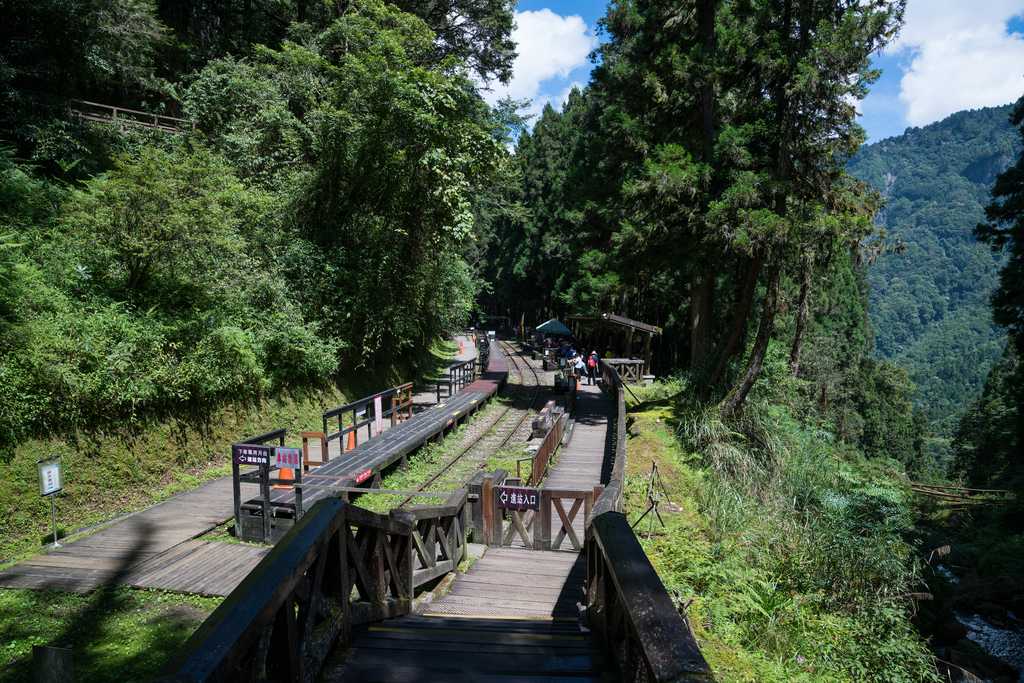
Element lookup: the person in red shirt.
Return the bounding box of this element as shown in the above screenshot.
[587,351,598,385]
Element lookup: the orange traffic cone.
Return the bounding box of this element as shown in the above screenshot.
[346,423,355,452]
[273,466,294,490]
[459,340,464,354]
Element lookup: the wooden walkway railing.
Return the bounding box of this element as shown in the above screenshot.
[70,100,196,133]
[151,345,710,683]
[153,488,470,683]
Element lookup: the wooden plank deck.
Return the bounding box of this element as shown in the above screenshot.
[0,477,259,593]
[325,362,616,681]
[0,340,508,596]
[325,547,612,682]
[118,540,270,596]
[246,342,509,516]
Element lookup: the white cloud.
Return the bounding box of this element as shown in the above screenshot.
[483,9,596,107]
[887,1,1024,126]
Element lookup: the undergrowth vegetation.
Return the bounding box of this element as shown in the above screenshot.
[623,369,937,682]
[0,584,220,682]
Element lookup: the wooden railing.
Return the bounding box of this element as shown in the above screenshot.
[603,358,645,385]
[70,100,196,133]
[516,409,566,486]
[583,359,711,681]
[153,487,470,683]
[398,489,469,587]
[586,512,711,682]
[152,497,414,683]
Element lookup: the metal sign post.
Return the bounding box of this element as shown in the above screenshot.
[36,456,63,548]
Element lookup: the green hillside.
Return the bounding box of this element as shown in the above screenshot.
[848,105,1020,434]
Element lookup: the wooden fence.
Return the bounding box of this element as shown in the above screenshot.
[153,486,469,683]
[70,100,196,133]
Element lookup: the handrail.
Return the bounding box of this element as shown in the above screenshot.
[587,360,627,526]
[152,487,471,683]
[436,358,476,401]
[152,497,415,683]
[322,384,407,449]
[70,100,196,133]
[586,512,711,682]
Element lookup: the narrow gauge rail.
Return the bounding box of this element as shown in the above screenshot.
[394,340,543,508]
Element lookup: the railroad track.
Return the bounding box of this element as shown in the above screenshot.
[395,340,543,507]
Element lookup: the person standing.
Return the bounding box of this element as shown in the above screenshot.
[587,350,598,385]
[572,353,586,383]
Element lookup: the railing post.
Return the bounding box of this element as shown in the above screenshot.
[261,462,272,543]
[536,489,552,550]
[481,473,494,545]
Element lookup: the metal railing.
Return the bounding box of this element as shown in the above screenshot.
[436,358,476,402]
[322,382,413,451]
[231,429,290,547]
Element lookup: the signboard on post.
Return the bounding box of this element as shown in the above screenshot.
[274,447,301,469]
[497,486,539,511]
[373,395,383,434]
[233,444,272,467]
[36,456,63,548]
[37,456,62,497]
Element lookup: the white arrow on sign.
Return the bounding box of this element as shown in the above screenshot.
[500,490,508,505]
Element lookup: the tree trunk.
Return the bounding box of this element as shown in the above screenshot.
[720,249,782,417]
[790,252,814,378]
[697,0,715,160]
[709,248,764,385]
[690,275,715,366]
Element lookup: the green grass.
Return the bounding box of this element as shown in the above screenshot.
[0,585,221,682]
[620,379,938,683]
[0,387,346,568]
[0,338,460,568]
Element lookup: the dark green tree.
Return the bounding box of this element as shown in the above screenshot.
[976,94,1024,356]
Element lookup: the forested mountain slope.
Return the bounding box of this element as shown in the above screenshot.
[848,105,1019,433]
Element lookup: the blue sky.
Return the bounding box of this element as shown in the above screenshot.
[486,0,1024,145]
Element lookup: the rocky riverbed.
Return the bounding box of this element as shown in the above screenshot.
[915,529,1024,682]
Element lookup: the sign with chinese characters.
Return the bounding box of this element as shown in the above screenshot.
[275,447,301,470]
[354,469,373,484]
[374,395,383,434]
[37,456,63,497]
[233,444,273,467]
[497,486,539,511]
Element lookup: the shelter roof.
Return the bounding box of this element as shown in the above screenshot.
[566,313,662,336]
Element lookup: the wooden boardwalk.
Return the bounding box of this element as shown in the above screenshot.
[328,547,613,682]
[327,351,616,682]
[0,477,259,593]
[0,339,503,597]
[244,342,506,518]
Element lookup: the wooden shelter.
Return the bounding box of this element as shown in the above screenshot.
[567,313,662,376]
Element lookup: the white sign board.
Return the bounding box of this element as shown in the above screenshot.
[374,395,383,435]
[275,447,302,470]
[37,457,63,496]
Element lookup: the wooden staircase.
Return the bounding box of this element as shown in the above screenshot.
[328,613,614,682]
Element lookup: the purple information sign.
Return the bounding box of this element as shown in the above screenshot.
[497,486,539,511]
[233,444,273,467]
